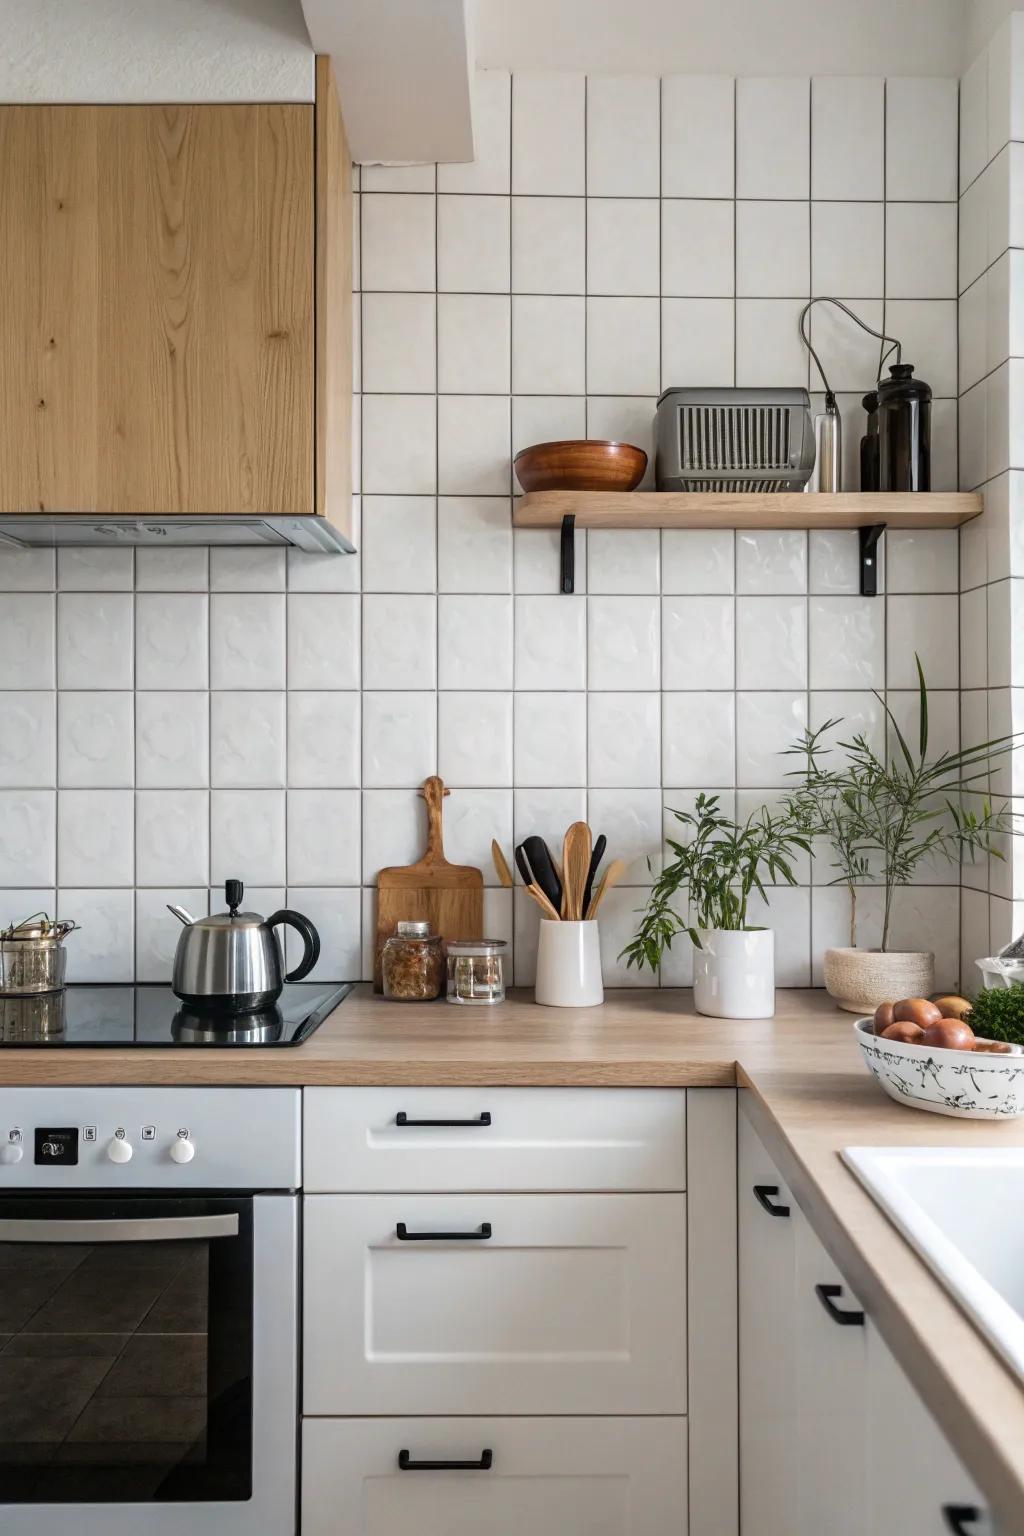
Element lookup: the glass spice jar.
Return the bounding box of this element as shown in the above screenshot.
[382,921,445,1001]
[446,940,507,1006]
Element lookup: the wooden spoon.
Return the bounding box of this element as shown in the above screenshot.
[562,821,592,922]
[491,839,514,889]
[585,857,626,920]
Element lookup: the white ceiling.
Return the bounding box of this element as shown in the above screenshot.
[0,0,314,101]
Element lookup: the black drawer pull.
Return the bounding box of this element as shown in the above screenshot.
[943,1506,982,1534]
[398,1449,493,1472]
[396,1222,492,1241]
[815,1283,865,1326]
[753,1184,791,1217]
[395,1112,492,1127]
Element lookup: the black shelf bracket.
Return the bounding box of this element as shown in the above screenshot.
[859,523,885,597]
[560,514,576,594]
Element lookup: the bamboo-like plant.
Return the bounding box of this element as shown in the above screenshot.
[620,793,812,974]
[783,657,1016,952]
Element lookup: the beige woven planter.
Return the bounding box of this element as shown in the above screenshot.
[823,947,935,1014]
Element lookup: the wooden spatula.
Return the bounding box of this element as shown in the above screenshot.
[585,857,626,920]
[562,821,593,921]
[374,776,484,991]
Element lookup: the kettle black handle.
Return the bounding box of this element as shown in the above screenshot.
[268,910,321,982]
[225,879,243,914]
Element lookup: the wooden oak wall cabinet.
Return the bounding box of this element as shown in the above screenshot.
[0,58,352,540]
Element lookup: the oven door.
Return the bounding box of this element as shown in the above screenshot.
[0,1191,297,1535]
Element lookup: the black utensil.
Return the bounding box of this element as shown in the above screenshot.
[514,844,560,922]
[581,833,606,919]
[522,835,562,913]
[514,843,534,887]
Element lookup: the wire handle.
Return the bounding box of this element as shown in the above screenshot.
[798,297,903,395]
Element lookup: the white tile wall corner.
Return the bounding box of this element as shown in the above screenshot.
[0,66,970,988]
[959,23,1024,937]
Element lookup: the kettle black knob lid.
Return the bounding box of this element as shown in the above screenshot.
[224,879,243,914]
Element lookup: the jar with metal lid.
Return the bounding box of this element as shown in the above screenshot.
[446,940,507,1006]
[0,914,78,996]
[382,921,445,1001]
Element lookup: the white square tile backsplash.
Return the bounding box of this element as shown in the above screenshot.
[0,66,969,988]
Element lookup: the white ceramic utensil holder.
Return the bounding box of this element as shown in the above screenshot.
[693,928,775,1019]
[535,920,604,1007]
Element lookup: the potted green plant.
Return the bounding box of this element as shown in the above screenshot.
[620,793,811,1018]
[784,658,1015,1013]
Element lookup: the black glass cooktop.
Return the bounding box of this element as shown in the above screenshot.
[0,982,352,1047]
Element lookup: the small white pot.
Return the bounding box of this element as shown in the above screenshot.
[823,947,934,1014]
[535,920,604,1008]
[693,928,774,1019]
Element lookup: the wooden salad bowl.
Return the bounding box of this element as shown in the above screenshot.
[514,439,647,493]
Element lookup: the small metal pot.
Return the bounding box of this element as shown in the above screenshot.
[0,914,78,995]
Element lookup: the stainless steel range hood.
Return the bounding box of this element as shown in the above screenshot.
[0,515,355,554]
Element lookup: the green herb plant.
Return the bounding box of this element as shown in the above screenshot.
[620,792,812,975]
[966,984,1024,1047]
[784,657,1016,953]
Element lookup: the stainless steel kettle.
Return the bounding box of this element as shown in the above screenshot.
[168,879,320,1012]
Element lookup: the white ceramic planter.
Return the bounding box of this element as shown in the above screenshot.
[535,920,604,1008]
[823,947,934,1014]
[692,928,774,1019]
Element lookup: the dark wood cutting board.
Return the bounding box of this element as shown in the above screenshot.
[373,776,484,991]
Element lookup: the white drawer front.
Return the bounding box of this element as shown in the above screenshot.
[302,1417,688,1536]
[303,1193,687,1415]
[302,1087,686,1192]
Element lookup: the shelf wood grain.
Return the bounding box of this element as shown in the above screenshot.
[513,490,983,530]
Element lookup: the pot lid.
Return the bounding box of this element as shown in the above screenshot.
[195,911,265,930]
[2,912,78,941]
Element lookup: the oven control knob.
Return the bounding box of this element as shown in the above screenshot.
[106,1135,133,1164]
[0,1142,23,1165]
[169,1137,195,1165]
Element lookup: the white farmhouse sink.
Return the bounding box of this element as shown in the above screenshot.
[843,1146,1024,1385]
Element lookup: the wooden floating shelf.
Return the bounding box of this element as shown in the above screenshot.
[513,490,983,531]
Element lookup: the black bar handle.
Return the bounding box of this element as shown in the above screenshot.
[395,1112,491,1127]
[396,1222,492,1242]
[943,1506,982,1534]
[815,1283,865,1327]
[398,1449,493,1472]
[753,1184,791,1218]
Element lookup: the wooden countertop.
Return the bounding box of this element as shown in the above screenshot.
[2,985,1024,1528]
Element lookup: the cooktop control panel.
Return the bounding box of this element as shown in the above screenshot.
[0,1087,301,1189]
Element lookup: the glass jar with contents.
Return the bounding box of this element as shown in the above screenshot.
[382,921,445,1001]
[446,940,507,1006]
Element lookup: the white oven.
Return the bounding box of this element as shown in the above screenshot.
[0,1087,300,1535]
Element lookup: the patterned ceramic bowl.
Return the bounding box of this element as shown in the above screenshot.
[854,1018,1024,1119]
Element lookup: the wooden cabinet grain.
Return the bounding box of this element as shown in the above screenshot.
[0,60,350,530]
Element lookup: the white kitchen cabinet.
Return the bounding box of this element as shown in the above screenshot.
[301,1416,688,1536]
[866,1320,994,1535]
[303,1191,687,1416]
[738,1111,798,1536]
[303,1086,686,1192]
[794,1202,868,1536]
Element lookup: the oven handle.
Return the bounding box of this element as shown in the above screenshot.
[0,1213,240,1243]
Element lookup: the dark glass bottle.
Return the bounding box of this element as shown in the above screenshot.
[859,390,879,491]
[877,362,931,491]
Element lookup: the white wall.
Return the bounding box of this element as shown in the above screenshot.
[0,68,967,991]
[0,0,314,101]
[472,0,968,78]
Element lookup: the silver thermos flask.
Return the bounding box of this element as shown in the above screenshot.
[809,390,842,492]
